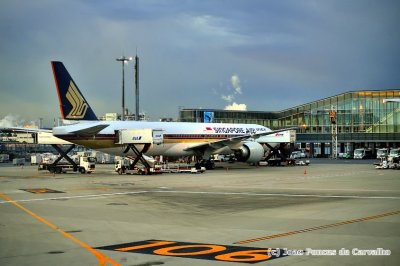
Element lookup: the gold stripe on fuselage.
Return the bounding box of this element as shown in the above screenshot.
[68,137,224,149]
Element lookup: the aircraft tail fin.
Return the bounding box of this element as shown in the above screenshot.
[51,61,98,121]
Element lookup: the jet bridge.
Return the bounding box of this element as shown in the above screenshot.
[115,129,163,174]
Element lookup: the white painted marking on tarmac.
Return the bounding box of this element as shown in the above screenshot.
[1,190,399,204]
[215,187,400,192]
[0,191,149,204]
[150,190,400,200]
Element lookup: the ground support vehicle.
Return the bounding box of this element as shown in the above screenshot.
[115,159,162,175]
[0,154,10,163]
[354,148,374,159]
[376,148,389,159]
[12,158,25,165]
[160,163,206,174]
[39,156,95,174]
[388,148,400,162]
[290,151,306,159]
[296,160,310,166]
[374,155,400,170]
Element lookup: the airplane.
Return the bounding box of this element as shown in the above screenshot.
[50,61,296,170]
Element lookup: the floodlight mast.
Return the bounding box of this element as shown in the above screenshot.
[116,56,132,120]
[135,54,139,121]
[330,105,338,159]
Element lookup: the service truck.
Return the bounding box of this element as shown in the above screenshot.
[376,148,389,159]
[39,156,96,174]
[388,148,400,162]
[354,148,374,159]
[0,154,10,163]
[115,158,161,175]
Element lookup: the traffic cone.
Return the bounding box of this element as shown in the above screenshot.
[304,169,307,175]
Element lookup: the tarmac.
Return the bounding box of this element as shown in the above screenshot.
[0,159,399,266]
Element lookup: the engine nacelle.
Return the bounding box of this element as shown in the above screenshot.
[234,141,265,163]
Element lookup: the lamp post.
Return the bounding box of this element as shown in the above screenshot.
[116,56,132,120]
[134,54,139,121]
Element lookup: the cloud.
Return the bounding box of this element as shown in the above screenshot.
[176,14,250,47]
[221,94,234,102]
[221,74,247,110]
[224,102,247,111]
[231,74,242,95]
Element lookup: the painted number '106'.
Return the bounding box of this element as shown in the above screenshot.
[100,240,286,263]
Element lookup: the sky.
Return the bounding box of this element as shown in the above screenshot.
[0,0,399,127]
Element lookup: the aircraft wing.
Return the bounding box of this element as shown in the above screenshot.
[0,126,74,145]
[184,127,298,152]
[0,127,52,134]
[0,124,108,136]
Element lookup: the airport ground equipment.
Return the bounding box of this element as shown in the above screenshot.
[160,163,206,173]
[13,129,96,174]
[30,154,42,165]
[290,150,307,159]
[12,158,25,165]
[296,160,310,166]
[115,128,163,174]
[376,148,389,159]
[262,143,289,166]
[0,154,10,163]
[115,158,161,175]
[354,148,374,159]
[375,156,400,170]
[388,148,400,162]
[260,130,296,165]
[39,154,96,174]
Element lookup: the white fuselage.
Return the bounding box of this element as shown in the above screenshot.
[52,121,276,158]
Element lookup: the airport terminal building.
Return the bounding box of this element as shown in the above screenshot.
[179,90,400,157]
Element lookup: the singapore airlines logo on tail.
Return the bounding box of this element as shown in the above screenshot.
[65,81,88,119]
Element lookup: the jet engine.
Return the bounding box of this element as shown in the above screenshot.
[234,141,265,163]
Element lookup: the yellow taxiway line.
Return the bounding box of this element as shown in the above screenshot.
[235,210,400,244]
[0,192,121,266]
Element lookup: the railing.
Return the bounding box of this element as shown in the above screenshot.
[365,107,400,133]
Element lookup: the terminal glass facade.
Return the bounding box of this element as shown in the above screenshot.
[179,90,400,155]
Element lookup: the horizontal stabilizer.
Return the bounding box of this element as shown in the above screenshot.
[71,124,109,135]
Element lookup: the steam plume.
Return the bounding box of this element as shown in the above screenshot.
[221,74,247,111]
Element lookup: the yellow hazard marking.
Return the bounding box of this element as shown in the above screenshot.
[21,188,64,194]
[235,210,400,244]
[0,192,121,266]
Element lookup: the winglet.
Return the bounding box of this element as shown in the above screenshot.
[51,61,98,121]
